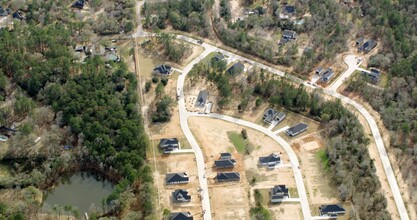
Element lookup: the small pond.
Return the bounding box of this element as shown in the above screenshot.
[43,172,114,214]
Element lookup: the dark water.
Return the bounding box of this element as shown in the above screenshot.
[43,173,114,214]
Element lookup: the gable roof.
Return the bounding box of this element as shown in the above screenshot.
[227,62,244,76]
[319,204,346,215]
[12,11,24,20]
[359,40,377,52]
[154,64,173,75]
[321,68,334,82]
[263,108,278,123]
[282,30,297,39]
[159,138,179,149]
[0,7,8,17]
[286,123,308,136]
[170,212,193,220]
[212,53,224,62]
[72,0,85,9]
[220,152,232,159]
[216,172,240,181]
[214,159,236,168]
[259,153,281,164]
[271,185,289,195]
[172,189,191,202]
[355,37,364,45]
[166,173,189,184]
[276,112,286,121]
[196,91,208,107]
[0,126,17,137]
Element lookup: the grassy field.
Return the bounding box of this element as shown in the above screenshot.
[257,189,271,206]
[0,164,11,180]
[289,188,299,198]
[227,131,250,153]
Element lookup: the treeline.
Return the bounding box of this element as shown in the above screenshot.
[189,63,389,218]
[0,14,153,220]
[142,0,212,37]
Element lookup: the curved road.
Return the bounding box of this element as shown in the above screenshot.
[133,3,408,218]
[187,112,312,219]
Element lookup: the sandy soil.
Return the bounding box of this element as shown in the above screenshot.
[230,0,244,22]
[293,135,340,205]
[270,203,302,220]
[188,117,297,219]
[339,87,415,220]
[149,153,203,219]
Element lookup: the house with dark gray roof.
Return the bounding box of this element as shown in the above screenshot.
[12,10,24,20]
[358,40,377,53]
[263,109,286,124]
[270,185,290,203]
[362,68,381,83]
[220,153,232,160]
[279,30,297,44]
[172,189,191,203]
[195,91,208,107]
[214,159,236,169]
[227,62,244,76]
[315,67,324,75]
[170,212,193,220]
[259,153,281,168]
[212,53,225,63]
[166,173,189,185]
[319,204,346,216]
[153,64,173,75]
[355,37,364,46]
[71,0,85,9]
[159,138,180,153]
[0,126,16,138]
[0,6,9,17]
[216,172,240,182]
[320,68,334,82]
[286,123,308,136]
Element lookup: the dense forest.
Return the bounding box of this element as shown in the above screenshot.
[346,0,417,209]
[188,60,389,218]
[0,1,153,219]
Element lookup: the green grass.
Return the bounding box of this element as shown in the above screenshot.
[316,149,330,171]
[227,131,249,153]
[288,187,299,198]
[0,164,11,180]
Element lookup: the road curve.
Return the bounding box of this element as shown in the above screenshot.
[187,112,312,220]
[177,45,216,220]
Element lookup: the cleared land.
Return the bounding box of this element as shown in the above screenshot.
[188,117,295,219]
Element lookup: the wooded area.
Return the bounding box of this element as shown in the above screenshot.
[0,1,153,218]
[188,60,389,218]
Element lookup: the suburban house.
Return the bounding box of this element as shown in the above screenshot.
[195,91,209,108]
[172,189,191,203]
[104,52,121,63]
[211,53,225,63]
[355,37,365,46]
[159,138,180,153]
[0,6,9,17]
[259,153,281,168]
[219,152,232,160]
[320,68,334,82]
[358,40,377,53]
[0,126,16,138]
[319,204,346,216]
[280,5,296,19]
[216,172,240,182]
[166,173,189,185]
[170,212,193,220]
[315,67,324,75]
[270,185,290,203]
[214,159,236,169]
[285,123,308,136]
[153,64,173,75]
[362,68,381,83]
[263,109,286,124]
[72,0,85,9]
[279,30,297,44]
[12,10,24,20]
[227,62,244,76]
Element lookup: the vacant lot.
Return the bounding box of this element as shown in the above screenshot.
[269,203,302,220]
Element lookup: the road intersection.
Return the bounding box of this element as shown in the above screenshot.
[133,3,409,219]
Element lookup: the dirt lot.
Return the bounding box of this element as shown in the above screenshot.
[148,150,202,219]
[269,203,302,219]
[188,117,297,219]
[292,135,339,206]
